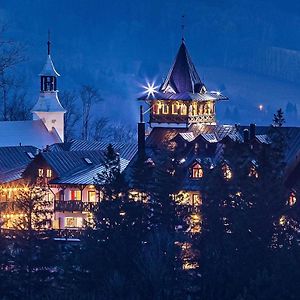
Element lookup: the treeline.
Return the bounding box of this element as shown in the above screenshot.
[1,114,300,299]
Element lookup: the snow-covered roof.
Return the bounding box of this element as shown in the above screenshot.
[0,119,61,149]
[39,55,60,77]
[31,92,66,112]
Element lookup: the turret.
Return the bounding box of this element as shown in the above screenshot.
[138,40,228,128]
[31,35,66,142]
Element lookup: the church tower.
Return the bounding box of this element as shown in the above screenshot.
[139,40,227,128]
[31,36,66,142]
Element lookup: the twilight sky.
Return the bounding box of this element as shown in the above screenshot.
[1,0,300,126]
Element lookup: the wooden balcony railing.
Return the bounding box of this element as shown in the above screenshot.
[54,200,99,212]
[0,201,20,213]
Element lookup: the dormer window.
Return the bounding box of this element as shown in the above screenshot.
[289,191,297,206]
[192,163,203,178]
[223,164,232,180]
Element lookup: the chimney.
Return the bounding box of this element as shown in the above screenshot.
[138,105,145,158]
[243,129,249,143]
[250,123,256,141]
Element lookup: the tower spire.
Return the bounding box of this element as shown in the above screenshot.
[47,30,51,55]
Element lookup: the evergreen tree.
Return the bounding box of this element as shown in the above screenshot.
[273,108,285,127]
[94,143,126,200]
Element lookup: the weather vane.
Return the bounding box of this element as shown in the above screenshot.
[47,30,51,55]
[181,14,185,42]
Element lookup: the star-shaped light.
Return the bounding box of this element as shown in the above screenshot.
[142,82,159,98]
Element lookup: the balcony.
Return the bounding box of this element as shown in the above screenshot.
[0,201,20,213]
[54,200,98,212]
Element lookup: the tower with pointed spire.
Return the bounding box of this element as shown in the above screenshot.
[139,40,227,128]
[31,35,66,142]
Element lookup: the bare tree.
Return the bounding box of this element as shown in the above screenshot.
[79,85,102,141]
[59,90,81,141]
[91,117,108,141]
[0,24,25,120]
[104,121,137,144]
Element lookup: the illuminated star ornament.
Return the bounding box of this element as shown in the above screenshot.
[142,82,159,98]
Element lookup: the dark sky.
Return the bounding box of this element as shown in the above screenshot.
[2,0,300,126]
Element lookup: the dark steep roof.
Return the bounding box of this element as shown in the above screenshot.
[0,146,38,183]
[160,41,204,93]
[49,140,137,161]
[41,151,106,177]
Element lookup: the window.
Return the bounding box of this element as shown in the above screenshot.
[70,190,81,200]
[84,157,93,164]
[192,163,203,178]
[289,191,297,206]
[180,103,187,115]
[38,168,44,177]
[223,164,233,180]
[249,166,258,178]
[192,102,197,115]
[192,194,202,206]
[65,217,83,228]
[162,103,169,114]
[46,169,52,178]
[26,152,35,159]
[88,191,96,202]
[171,102,179,115]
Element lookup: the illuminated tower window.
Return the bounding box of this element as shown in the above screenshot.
[192,163,203,178]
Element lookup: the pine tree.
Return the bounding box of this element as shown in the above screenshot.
[273,108,285,127]
[94,143,126,201]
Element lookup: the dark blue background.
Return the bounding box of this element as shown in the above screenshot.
[2,0,300,126]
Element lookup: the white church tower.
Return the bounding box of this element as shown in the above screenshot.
[31,36,66,142]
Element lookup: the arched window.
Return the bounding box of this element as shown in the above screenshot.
[171,101,180,114]
[180,103,187,115]
[223,164,233,180]
[191,163,203,178]
[192,102,197,115]
[162,102,169,114]
[289,191,297,206]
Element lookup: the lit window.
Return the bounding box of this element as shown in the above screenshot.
[192,194,202,206]
[180,103,187,115]
[192,163,203,178]
[46,169,52,178]
[171,102,179,115]
[88,191,96,202]
[70,190,82,200]
[162,103,169,114]
[249,166,258,178]
[38,169,44,177]
[192,102,197,115]
[289,191,297,206]
[65,217,83,228]
[223,164,233,180]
